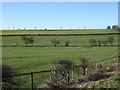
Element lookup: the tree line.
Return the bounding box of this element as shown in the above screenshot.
[89,36,114,46]
[21,36,70,47]
[20,36,115,47]
[107,25,120,29]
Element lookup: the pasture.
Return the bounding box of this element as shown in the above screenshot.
[1,29,118,35]
[1,29,119,88]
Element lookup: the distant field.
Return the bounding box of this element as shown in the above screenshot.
[2,35,119,46]
[1,29,118,35]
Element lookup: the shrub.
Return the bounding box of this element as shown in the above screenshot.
[2,64,22,88]
[87,72,110,81]
[49,60,74,88]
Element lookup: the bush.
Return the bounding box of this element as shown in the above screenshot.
[87,72,110,81]
[2,64,22,88]
[48,60,74,88]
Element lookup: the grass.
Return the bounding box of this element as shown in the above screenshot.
[77,73,120,88]
[1,29,118,35]
[1,29,119,88]
[2,46,118,88]
[2,46,118,73]
[2,35,119,46]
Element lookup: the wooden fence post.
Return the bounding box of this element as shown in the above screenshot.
[109,59,111,66]
[114,58,116,64]
[49,68,52,81]
[31,72,34,90]
[86,67,88,75]
[101,61,103,67]
[96,63,98,69]
[18,76,21,88]
[53,67,56,78]
[72,66,74,80]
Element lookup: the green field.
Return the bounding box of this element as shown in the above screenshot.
[2,34,119,72]
[1,29,119,88]
[1,29,118,35]
[2,46,118,72]
[2,35,119,46]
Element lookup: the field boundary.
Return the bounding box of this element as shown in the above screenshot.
[13,56,119,77]
[1,33,120,37]
[3,56,119,89]
[13,56,119,89]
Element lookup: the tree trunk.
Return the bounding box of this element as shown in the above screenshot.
[110,42,113,46]
[66,44,68,46]
[25,42,28,46]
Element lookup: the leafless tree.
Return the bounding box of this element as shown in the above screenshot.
[51,39,60,47]
[65,40,70,46]
[107,36,114,46]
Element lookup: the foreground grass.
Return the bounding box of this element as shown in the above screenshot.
[84,76,120,88]
[2,46,118,88]
[2,47,118,73]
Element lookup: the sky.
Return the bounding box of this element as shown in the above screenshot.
[1,2,118,30]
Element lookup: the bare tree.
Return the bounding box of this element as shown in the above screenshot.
[89,39,96,46]
[18,28,20,30]
[51,39,60,47]
[107,36,114,46]
[60,27,62,30]
[65,40,70,46]
[21,36,34,46]
[97,40,102,46]
[102,40,108,46]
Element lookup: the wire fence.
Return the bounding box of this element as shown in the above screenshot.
[7,56,120,89]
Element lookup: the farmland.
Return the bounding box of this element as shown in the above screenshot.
[1,29,118,35]
[1,29,119,88]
